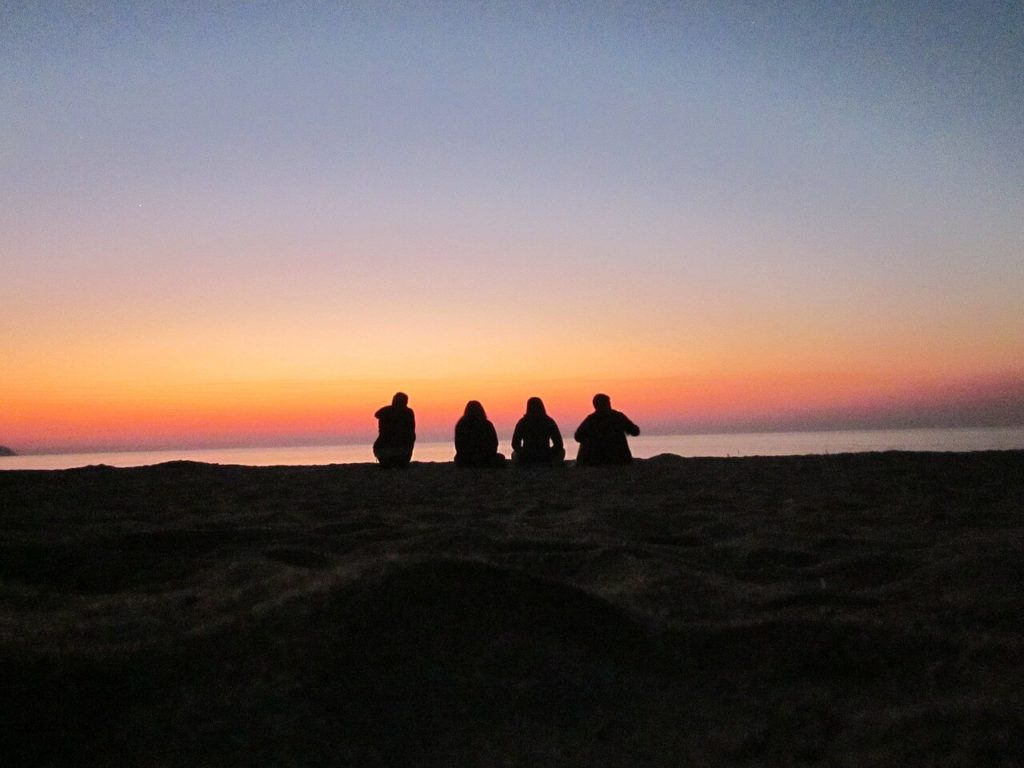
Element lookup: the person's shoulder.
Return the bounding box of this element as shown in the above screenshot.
[617,411,640,433]
[574,412,595,436]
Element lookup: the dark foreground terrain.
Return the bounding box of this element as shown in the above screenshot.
[1,451,1022,766]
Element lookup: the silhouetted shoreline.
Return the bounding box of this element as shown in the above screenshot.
[1,451,1022,765]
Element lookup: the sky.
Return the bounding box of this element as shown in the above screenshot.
[2,1,1023,452]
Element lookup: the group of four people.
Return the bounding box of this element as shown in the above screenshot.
[373,392,640,468]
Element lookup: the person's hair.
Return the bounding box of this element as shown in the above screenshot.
[526,396,546,416]
[593,393,611,410]
[392,392,409,407]
[463,400,486,419]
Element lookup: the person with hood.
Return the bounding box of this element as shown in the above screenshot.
[454,400,506,467]
[511,397,565,466]
[373,392,415,468]
[574,393,640,466]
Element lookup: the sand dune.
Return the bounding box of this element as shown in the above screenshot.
[1,452,1022,766]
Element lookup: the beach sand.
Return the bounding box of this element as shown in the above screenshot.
[1,451,1022,766]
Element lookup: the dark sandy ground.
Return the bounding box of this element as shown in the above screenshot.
[1,451,1022,766]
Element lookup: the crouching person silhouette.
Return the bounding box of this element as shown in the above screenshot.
[511,397,565,466]
[574,393,640,466]
[454,401,506,468]
[373,392,415,468]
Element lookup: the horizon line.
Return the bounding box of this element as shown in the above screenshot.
[8,421,1024,457]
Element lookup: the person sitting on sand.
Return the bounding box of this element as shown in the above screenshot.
[454,401,506,468]
[373,392,416,468]
[574,393,640,466]
[511,397,565,466]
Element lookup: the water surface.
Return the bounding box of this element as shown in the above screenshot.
[3,427,1023,470]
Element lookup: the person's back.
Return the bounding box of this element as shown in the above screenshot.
[373,392,415,468]
[574,393,639,466]
[454,401,505,468]
[512,397,565,466]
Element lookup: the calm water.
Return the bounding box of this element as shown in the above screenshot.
[2,427,1023,471]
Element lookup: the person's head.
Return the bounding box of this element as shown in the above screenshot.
[593,393,611,411]
[463,400,486,419]
[526,396,546,416]
[392,392,409,407]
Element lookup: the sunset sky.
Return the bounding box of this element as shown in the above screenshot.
[3,2,1023,452]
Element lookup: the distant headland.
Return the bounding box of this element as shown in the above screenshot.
[0,446,17,456]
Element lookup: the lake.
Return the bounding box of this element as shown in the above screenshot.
[2,426,1023,470]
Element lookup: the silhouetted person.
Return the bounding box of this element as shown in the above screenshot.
[511,396,565,466]
[373,392,415,468]
[574,393,640,466]
[454,401,506,468]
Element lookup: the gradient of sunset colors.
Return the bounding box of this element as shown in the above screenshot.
[3,2,1023,453]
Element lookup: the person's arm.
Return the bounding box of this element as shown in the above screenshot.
[488,422,499,454]
[622,413,640,436]
[549,418,564,449]
[511,420,524,452]
[574,416,590,443]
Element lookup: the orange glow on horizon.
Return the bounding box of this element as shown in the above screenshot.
[4,368,1022,453]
